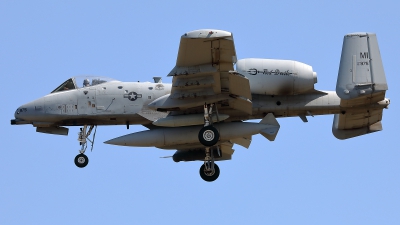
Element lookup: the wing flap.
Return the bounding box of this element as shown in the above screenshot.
[228,73,252,100]
[229,97,253,115]
[168,64,217,76]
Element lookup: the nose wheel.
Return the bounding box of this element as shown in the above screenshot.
[74,125,97,168]
[74,154,89,168]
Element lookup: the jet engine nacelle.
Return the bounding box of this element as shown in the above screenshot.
[236,58,317,95]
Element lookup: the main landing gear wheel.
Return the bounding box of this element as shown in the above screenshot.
[74,154,89,168]
[199,103,220,147]
[199,163,220,182]
[198,126,219,147]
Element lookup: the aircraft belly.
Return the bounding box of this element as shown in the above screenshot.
[50,114,149,126]
[124,104,141,114]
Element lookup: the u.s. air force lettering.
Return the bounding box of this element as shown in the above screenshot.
[123,92,142,101]
[247,68,293,76]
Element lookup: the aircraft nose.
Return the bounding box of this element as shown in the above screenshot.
[14,98,45,121]
[14,103,33,120]
[14,107,22,119]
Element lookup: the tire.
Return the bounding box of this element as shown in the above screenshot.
[74,154,89,168]
[198,126,219,146]
[199,163,220,182]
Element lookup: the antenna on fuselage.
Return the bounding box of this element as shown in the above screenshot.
[153,77,162,83]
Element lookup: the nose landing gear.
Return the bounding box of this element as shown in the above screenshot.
[74,125,97,168]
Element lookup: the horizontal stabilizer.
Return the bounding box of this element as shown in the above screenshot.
[259,113,280,141]
[332,113,383,140]
[336,33,388,100]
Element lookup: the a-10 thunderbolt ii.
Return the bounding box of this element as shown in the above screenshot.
[11,29,390,182]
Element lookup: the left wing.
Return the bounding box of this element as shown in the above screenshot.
[148,29,252,114]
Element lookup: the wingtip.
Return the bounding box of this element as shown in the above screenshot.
[182,29,232,38]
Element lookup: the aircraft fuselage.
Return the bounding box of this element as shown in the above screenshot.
[13,80,171,127]
[13,78,389,128]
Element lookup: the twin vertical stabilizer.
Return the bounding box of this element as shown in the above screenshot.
[333,33,389,139]
[336,33,388,100]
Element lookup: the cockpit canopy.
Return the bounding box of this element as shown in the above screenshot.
[51,76,117,93]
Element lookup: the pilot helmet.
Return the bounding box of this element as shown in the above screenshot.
[83,79,90,86]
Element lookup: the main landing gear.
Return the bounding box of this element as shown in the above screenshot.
[198,103,220,147]
[197,103,221,182]
[199,147,220,182]
[74,125,97,168]
[75,154,88,168]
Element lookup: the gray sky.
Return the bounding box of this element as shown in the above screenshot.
[1,0,399,224]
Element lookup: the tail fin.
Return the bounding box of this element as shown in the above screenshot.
[333,33,389,139]
[259,113,280,141]
[336,33,388,100]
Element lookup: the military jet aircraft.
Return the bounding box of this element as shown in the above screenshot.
[11,29,390,182]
